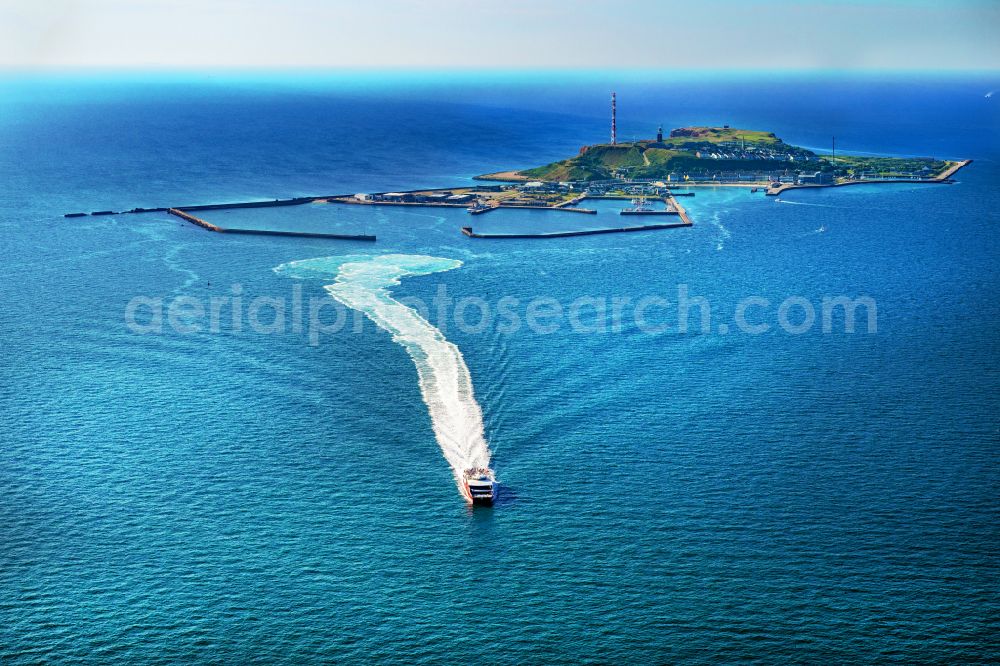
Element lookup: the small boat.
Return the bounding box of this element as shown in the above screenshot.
[462,467,496,505]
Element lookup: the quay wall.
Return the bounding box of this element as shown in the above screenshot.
[498,205,597,214]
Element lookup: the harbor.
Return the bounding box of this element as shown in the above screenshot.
[462,191,692,239]
[63,181,694,242]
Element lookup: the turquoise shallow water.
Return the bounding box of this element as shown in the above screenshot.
[1,73,999,663]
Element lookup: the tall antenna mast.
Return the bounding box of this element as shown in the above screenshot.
[611,92,617,145]
[832,136,836,161]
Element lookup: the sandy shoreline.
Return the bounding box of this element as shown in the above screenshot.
[474,170,530,182]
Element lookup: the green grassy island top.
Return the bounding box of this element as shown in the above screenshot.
[481,126,957,183]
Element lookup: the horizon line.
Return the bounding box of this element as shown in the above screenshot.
[1,65,998,76]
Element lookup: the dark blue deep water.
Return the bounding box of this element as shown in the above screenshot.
[1,72,999,663]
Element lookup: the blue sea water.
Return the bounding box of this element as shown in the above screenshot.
[1,72,999,663]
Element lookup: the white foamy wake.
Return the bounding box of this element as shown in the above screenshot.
[775,199,839,208]
[275,254,491,494]
[709,211,731,251]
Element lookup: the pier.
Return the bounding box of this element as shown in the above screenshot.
[330,199,469,209]
[329,198,598,214]
[169,208,224,232]
[167,208,375,241]
[582,192,694,200]
[665,194,694,226]
[218,228,375,240]
[461,220,691,239]
[498,205,596,214]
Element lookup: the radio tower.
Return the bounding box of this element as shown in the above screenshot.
[611,92,617,145]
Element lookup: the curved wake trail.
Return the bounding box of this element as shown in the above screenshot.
[276,254,491,495]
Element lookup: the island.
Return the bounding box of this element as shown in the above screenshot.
[63,125,970,241]
[476,126,970,196]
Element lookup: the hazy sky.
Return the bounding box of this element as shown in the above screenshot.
[2,0,998,70]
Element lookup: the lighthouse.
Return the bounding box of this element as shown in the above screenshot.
[656,125,663,142]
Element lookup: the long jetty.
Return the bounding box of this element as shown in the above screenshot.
[499,204,596,214]
[63,196,339,218]
[167,208,375,241]
[332,199,598,214]
[461,220,691,239]
[583,192,694,199]
[668,195,694,226]
[169,208,223,232]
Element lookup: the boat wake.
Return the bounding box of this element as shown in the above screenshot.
[709,210,731,250]
[775,199,839,208]
[275,254,492,495]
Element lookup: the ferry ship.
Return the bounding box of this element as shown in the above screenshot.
[623,196,653,212]
[621,196,672,216]
[466,200,494,214]
[462,467,496,505]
